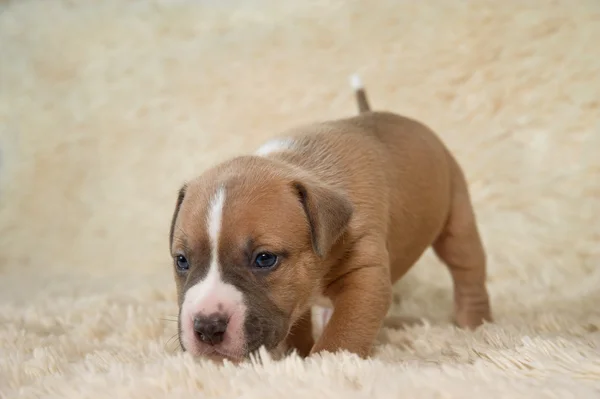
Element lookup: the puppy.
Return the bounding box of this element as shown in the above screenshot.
[168,75,492,361]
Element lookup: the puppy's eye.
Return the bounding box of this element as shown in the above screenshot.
[253,252,278,269]
[176,255,189,271]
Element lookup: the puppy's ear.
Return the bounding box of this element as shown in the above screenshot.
[169,184,187,249]
[292,179,353,258]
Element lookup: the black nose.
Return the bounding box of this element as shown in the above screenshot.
[193,314,228,345]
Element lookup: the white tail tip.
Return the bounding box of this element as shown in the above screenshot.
[350,73,363,90]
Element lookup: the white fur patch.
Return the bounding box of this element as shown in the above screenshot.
[350,73,363,90]
[179,187,247,356]
[255,138,294,156]
[207,187,226,255]
[182,187,229,312]
[311,305,333,339]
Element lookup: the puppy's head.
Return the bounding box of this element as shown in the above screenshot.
[169,156,353,361]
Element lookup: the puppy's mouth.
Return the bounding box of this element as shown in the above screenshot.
[178,335,263,362]
[180,342,244,362]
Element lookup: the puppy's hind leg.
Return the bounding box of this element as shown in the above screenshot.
[433,156,492,329]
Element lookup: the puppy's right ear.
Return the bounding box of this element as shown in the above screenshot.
[169,184,187,249]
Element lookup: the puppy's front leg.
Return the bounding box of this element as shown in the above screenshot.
[310,246,392,358]
[285,308,314,358]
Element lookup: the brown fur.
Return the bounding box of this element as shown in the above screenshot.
[169,83,492,360]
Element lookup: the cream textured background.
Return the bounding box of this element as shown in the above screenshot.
[1,0,599,397]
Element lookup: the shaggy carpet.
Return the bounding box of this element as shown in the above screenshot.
[1,0,599,397]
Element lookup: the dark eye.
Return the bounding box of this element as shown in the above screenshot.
[253,252,278,269]
[176,255,189,271]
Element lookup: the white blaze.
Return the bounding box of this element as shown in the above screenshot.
[180,186,248,354]
[255,138,295,156]
[207,187,226,272]
[183,187,227,309]
[181,187,244,324]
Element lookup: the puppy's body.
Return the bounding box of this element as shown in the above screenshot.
[169,76,491,361]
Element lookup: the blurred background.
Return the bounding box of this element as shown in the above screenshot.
[0,0,599,395]
[1,0,599,323]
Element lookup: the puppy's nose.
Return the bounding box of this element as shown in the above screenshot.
[193,314,228,345]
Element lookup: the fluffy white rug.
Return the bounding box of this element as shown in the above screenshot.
[1,0,599,397]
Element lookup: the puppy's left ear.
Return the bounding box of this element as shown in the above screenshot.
[292,179,353,258]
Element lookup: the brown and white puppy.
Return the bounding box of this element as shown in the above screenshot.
[168,75,492,362]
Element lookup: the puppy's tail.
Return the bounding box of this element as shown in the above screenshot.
[350,73,371,114]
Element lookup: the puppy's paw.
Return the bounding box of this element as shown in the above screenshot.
[454,300,492,330]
